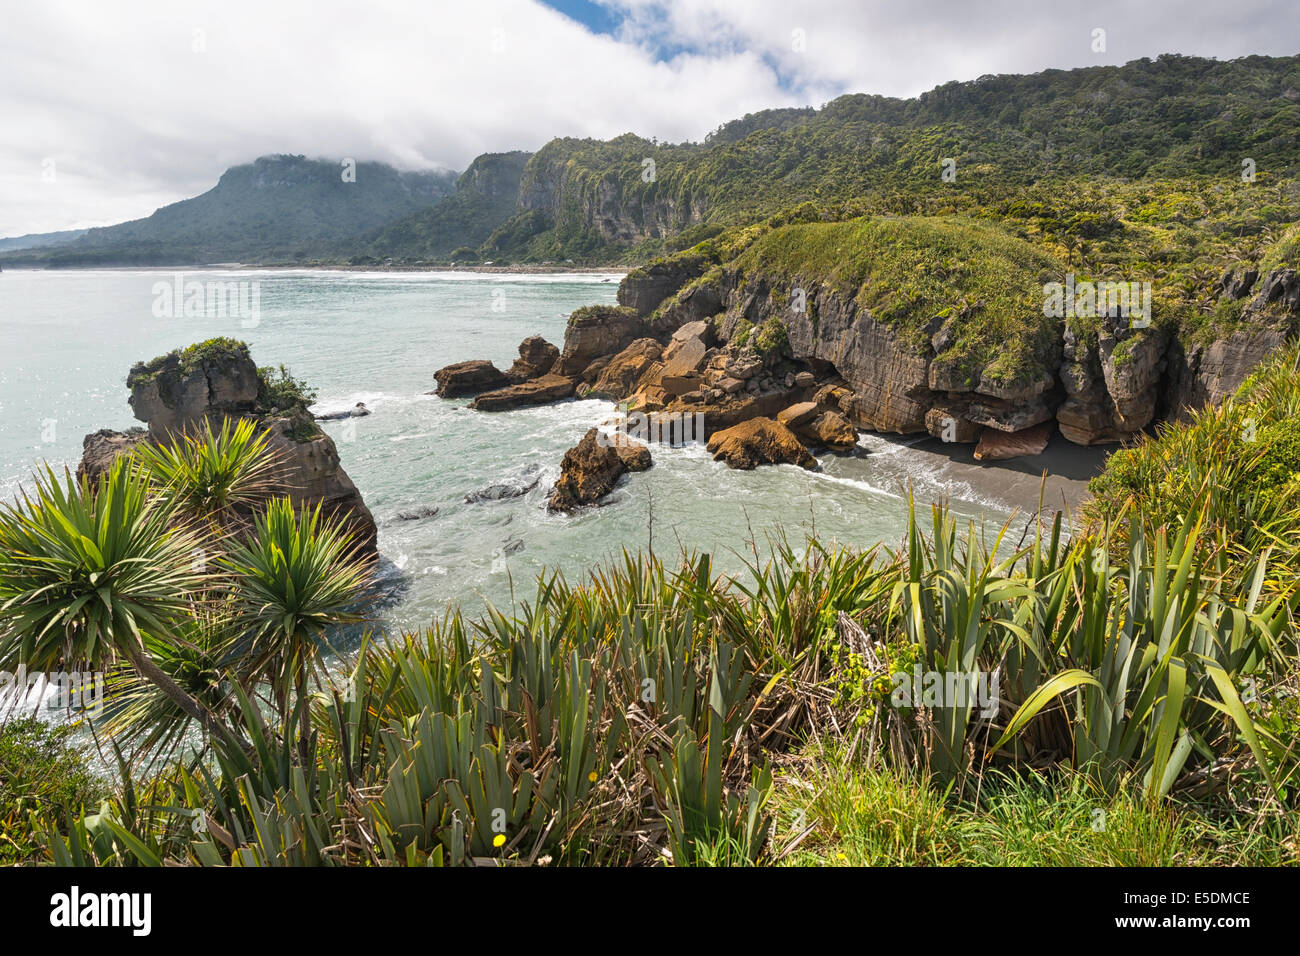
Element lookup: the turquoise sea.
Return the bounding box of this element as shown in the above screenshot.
[0,268,1051,636]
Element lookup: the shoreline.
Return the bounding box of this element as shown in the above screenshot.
[2,262,629,274]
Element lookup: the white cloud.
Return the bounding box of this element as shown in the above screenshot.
[1,0,1296,236]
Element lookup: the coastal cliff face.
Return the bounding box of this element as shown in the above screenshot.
[515,137,707,245]
[79,341,377,553]
[433,213,1299,508]
[616,222,1300,449]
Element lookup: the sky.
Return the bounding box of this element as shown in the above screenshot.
[2,0,1298,237]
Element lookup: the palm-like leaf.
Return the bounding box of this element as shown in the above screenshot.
[133,417,280,530]
[0,459,207,670]
[219,497,373,719]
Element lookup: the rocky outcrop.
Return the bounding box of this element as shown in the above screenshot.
[1056,317,1167,445]
[505,336,560,383]
[547,428,652,512]
[434,360,510,398]
[262,409,378,553]
[127,343,262,439]
[77,428,147,483]
[588,338,662,400]
[85,341,377,554]
[1164,268,1300,419]
[706,418,817,470]
[470,374,576,411]
[617,254,711,317]
[437,250,1298,484]
[553,306,648,377]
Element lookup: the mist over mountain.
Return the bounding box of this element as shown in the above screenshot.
[4,53,1299,268]
[5,156,458,267]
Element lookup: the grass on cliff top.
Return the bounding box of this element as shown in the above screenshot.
[1261,221,1300,272]
[126,338,319,422]
[733,215,1065,387]
[127,336,252,386]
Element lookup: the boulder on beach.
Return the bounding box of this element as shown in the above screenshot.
[973,422,1054,461]
[706,418,817,470]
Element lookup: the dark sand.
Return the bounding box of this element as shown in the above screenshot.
[869,432,1115,522]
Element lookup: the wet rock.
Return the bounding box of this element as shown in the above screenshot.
[706,417,817,470]
[470,374,576,411]
[548,428,652,512]
[395,505,440,521]
[464,465,542,503]
[434,360,509,398]
[316,402,370,421]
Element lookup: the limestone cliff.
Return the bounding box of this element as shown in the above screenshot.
[80,340,377,552]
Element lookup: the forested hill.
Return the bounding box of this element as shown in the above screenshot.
[483,53,1300,261]
[360,151,532,264]
[4,53,1298,268]
[13,155,459,267]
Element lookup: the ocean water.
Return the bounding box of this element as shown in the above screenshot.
[0,268,1048,637]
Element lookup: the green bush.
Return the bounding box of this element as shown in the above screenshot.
[257,364,317,414]
[0,718,105,863]
[753,316,788,354]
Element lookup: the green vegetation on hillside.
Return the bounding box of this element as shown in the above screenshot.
[482,53,1300,263]
[735,216,1063,386]
[363,151,531,262]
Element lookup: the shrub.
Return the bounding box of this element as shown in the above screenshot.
[257,364,317,413]
[0,718,105,863]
